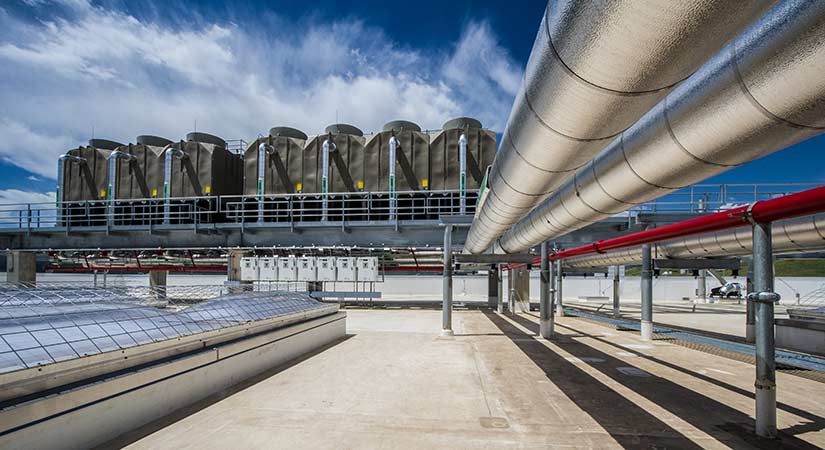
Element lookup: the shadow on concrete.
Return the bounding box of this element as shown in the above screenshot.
[550,321,825,438]
[99,334,355,449]
[481,311,704,449]
[503,312,821,450]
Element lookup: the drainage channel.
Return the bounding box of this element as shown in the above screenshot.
[564,307,825,382]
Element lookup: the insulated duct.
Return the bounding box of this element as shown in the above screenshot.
[564,213,825,269]
[56,153,88,208]
[388,134,400,220]
[464,0,777,254]
[257,141,272,223]
[163,144,188,224]
[499,1,825,254]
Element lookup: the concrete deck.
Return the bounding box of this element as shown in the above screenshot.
[124,310,825,449]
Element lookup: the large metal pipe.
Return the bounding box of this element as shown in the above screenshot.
[564,213,825,269]
[464,0,777,254]
[499,1,825,253]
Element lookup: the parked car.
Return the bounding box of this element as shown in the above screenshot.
[710,282,743,298]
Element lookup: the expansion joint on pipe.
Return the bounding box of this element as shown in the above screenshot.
[747,291,780,304]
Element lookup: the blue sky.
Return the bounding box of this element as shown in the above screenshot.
[0,0,822,204]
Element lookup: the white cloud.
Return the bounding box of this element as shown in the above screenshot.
[0,189,54,205]
[0,2,521,187]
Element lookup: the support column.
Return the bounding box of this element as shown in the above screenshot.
[696,270,707,303]
[641,244,653,341]
[496,264,504,314]
[555,260,564,317]
[751,221,779,439]
[539,243,554,338]
[487,265,499,309]
[6,251,36,285]
[513,265,529,313]
[442,224,453,336]
[612,265,621,318]
[149,270,168,301]
[746,260,756,343]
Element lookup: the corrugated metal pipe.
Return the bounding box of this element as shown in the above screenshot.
[388,134,400,220]
[564,213,825,269]
[459,131,468,215]
[464,0,777,254]
[163,144,188,224]
[322,135,336,221]
[56,153,86,210]
[499,1,825,254]
[106,149,136,226]
[257,141,273,223]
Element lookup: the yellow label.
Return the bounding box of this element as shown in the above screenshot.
[152,188,158,197]
[296,183,303,192]
[357,180,364,189]
[422,178,429,188]
[205,185,211,194]
[99,190,107,198]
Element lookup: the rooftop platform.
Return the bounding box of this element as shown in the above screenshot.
[122,309,825,449]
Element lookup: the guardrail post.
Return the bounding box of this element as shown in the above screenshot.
[751,221,779,439]
[441,224,453,336]
[641,244,653,341]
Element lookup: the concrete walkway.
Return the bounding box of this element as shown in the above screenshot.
[124,310,825,449]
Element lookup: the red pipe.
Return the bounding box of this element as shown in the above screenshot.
[549,185,825,262]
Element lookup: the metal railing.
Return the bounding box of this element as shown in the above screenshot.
[0,183,818,231]
[0,189,479,230]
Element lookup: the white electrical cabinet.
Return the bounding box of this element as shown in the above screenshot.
[297,257,317,281]
[336,257,356,282]
[356,257,379,282]
[258,257,277,281]
[277,257,297,281]
[240,257,258,281]
[317,257,337,281]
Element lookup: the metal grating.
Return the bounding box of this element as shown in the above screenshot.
[0,285,328,374]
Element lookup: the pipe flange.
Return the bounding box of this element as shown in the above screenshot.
[746,291,781,303]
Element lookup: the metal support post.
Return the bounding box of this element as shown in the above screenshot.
[641,244,653,341]
[746,260,756,343]
[442,224,454,336]
[751,221,779,439]
[612,265,621,318]
[487,265,499,309]
[496,264,504,314]
[539,243,554,338]
[555,259,564,317]
[696,269,707,304]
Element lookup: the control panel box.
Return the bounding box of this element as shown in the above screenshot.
[258,257,277,281]
[356,257,379,282]
[277,257,297,281]
[297,256,317,281]
[317,257,337,281]
[240,257,258,281]
[335,257,356,282]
